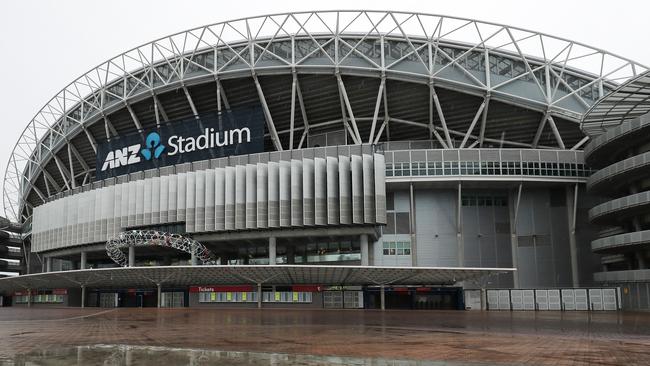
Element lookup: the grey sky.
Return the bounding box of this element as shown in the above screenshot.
[0,0,648,215]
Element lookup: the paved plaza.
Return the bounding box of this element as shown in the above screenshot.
[0,308,649,365]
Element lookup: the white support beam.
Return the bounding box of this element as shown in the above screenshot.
[67,144,76,189]
[336,74,362,144]
[69,144,91,176]
[53,155,72,191]
[478,96,490,148]
[126,104,143,132]
[546,115,566,149]
[289,73,297,149]
[104,116,118,140]
[252,74,283,151]
[430,84,453,147]
[337,81,360,145]
[460,100,487,148]
[183,86,200,118]
[82,127,98,154]
[571,136,589,150]
[531,112,549,148]
[216,79,231,111]
[42,170,61,193]
[369,78,385,144]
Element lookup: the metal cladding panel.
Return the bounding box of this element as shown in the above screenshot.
[279,161,291,227]
[338,156,351,225]
[362,154,375,223]
[151,177,161,225]
[159,175,169,224]
[224,166,236,231]
[246,164,257,229]
[204,169,215,231]
[314,158,327,226]
[127,181,137,228]
[120,182,129,231]
[92,189,101,242]
[184,172,196,232]
[302,158,315,226]
[102,185,113,239]
[374,153,386,224]
[327,156,339,225]
[214,168,225,231]
[256,163,268,228]
[351,154,363,224]
[176,173,187,223]
[143,178,153,225]
[268,161,280,228]
[291,159,303,226]
[168,173,178,222]
[195,170,206,232]
[235,165,246,230]
[135,180,145,227]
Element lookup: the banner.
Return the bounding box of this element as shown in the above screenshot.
[95,106,265,181]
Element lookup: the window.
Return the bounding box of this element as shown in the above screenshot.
[382,241,411,256]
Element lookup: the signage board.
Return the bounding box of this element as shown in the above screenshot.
[95,106,265,180]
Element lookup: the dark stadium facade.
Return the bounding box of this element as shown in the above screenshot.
[0,11,648,310]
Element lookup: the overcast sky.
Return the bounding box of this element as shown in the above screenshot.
[0,0,649,217]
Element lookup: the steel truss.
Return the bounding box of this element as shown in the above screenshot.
[106,230,218,267]
[4,10,648,222]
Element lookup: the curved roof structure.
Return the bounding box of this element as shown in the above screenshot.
[581,70,650,135]
[4,10,648,222]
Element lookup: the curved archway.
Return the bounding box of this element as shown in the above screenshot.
[106,230,217,267]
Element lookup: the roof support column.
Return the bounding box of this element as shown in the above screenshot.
[532,112,549,148]
[253,74,283,151]
[431,83,453,147]
[289,73,297,149]
[126,104,143,132]
[157,283,162,308]
[27,289,31,308]
[336,75,361,145]
[269,237,276,266]
[547,115,566,149]
[80,251,87,270]
[369,78,385,144]
[81,285,86,308]
[380,285,385,311]
[128,246,135,267]
[360,234,369,266]
[295,77,310,149]
[257,283,262,309]
[478,95,490,148]
[428,82,449,148]
[67,144,76,189]
[183,86,200,119]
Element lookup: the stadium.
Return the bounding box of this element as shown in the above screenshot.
[0,10,648,310]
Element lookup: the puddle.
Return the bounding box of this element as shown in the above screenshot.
[0,344,492,365]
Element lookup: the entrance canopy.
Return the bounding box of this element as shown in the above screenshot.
[0,265,514,293]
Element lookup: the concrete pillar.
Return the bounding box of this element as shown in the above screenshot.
[128,246,135,267]
[269,237,276,265]
[81,285,86,308]
[456,182,464,266]
[191,251,197,266]
[157,284,162,308]
[566,185,580,287]
[360,234,369,266]
[27,288,31,308]
[509,185,523,289]
[480,288,487,311]
[257,283,262,309]
[80,252,87,270]
[380,285,386,311]
[46,257,52,272]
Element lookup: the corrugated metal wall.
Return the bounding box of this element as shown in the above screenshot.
[31,153,386,252]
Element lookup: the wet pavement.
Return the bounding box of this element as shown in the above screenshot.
[0,307,649,365]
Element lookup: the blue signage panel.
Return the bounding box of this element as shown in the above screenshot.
[95,106,265,181]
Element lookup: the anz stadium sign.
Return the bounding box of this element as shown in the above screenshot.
[95,106,265,180]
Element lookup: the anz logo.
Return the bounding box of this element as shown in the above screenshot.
[100,132,165,172]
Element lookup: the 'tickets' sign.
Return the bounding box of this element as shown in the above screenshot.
[95,106,265,181]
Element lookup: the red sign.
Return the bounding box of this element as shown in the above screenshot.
[292,285,322,292]
[52,289,68,295]
[189,285,254,293]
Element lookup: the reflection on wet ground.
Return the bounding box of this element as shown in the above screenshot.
[1,344,487,366]
[0,308,649,365]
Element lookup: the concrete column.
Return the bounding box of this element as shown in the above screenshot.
[81,285,86,308]
[380,285,386,311]
[360,234,369,266]
[157,284,162,308]
[456,182,464,266]
[80,252,87,270]
[27,288,31,308]
[128,246,135,267]
[509,185,523,289]
[257,283,262,309]
[269,237,276,265]
[46,257,52,272]
[409,183,418,266]
[191,251,197,266]
[566,185,580,287]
